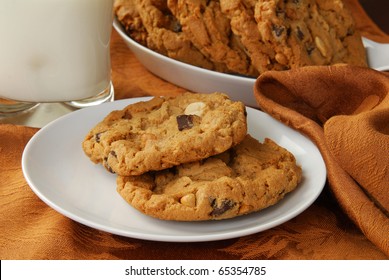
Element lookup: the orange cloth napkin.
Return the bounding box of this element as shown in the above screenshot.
[254,65,389,256]
[1,109,388,260]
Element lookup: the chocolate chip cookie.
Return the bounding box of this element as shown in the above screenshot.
[115,0,367,75]
[168,0,258,76]
[220,0,366,73]
[134,0,215,70]
[220,0,277,73]
[253,0,367,70]
[114,0,148,46]
[82,92,247,176]
[133,0,229,71]
[117,135,302,221]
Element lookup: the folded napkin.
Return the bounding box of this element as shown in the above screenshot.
[254,65,389,256]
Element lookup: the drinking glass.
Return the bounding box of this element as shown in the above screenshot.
[0,0,115,116]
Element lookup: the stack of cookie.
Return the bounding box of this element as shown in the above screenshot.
[114,0,367,77]
[82,93,302,221]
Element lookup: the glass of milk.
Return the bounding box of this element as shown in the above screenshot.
[0,0,114,115]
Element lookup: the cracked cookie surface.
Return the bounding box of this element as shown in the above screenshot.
[220,0,367,73]
[114,0,149,46]
[168,0,258,76]
[82,92,247,176]
[115,0,367,75]
[134,0,219,70]
[117,135,302,221]
[254,0,367,69]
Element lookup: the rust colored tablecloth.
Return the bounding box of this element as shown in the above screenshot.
[1,0,388,259]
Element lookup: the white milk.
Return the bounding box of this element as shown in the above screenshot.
[0,0,113,102]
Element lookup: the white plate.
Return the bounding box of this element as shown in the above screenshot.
[22,97,326,242]
[113,18,387,108]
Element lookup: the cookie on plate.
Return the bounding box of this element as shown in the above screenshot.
[82,92,247,176]
[117,135,302,221]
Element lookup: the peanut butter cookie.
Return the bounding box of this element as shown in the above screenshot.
[220,0,278,73]
[254,0,367,69]
[114,0,148,46]
[115,0,367,75]
[220,0,366,73]
[117,135,302,221]
[134,0,227,71]
[82,93,247,176]
[168,0,258,76]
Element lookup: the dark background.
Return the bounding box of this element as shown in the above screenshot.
[360,0,389,34]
